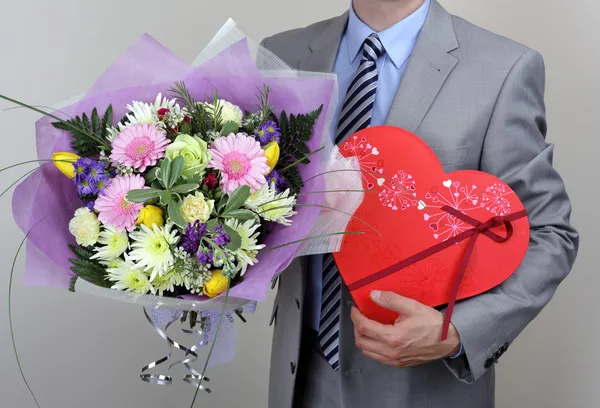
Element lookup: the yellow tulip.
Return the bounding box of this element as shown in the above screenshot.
[52,152,80,179]
[263,141,280,175]
[203,269,229,298]
[136,205,164,228]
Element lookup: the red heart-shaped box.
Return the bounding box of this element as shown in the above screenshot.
[334,126,530,324]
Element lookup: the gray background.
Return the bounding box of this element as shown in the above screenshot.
[0,0,595,407]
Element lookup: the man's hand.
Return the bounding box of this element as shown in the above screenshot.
[350,290,461,368]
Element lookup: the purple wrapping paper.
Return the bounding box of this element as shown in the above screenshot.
[12,34,335,303]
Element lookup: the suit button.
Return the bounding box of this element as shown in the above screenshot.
[493,351,501,360]
[484,358,493,369]
[290,362,296,375]
[295,298,301,309]
[501,342,509,353]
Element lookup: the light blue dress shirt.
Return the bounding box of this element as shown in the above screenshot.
[305,0,431,331]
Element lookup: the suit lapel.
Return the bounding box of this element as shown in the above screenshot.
[299,12,348,73]
[385,0,459,132]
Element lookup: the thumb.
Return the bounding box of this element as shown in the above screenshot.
[370,290,421,315]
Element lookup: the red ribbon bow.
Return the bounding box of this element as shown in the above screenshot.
[347,205,528,341]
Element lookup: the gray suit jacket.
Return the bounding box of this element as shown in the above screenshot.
[262,2,579,407]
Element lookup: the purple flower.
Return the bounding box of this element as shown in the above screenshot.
[181,221,208,254]
[73,157,110,196]
[210,224,230,247]
[197,250,214,265]
[87,161,106,183]
[82,199,96,212]
[74,157,95,178]
[255,121,281,145]
[94,176,110,194]
[266,169,287,193]
[77,178,95,195]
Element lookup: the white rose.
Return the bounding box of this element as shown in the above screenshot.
[69,207,101,246]
[179,192,215,224]
[203,99,243,127]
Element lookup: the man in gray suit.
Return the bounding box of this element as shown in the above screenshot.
[261,0,579,407]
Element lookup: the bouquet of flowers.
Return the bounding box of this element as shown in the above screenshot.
[52,83,319,300]
[2,19,366,405]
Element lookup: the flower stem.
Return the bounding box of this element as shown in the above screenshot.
[189,280,231,408]
[279,146,325,172]
[0,94,111,150]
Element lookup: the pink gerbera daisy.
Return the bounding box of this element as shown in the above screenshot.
[209,133,270,195]
[95,174,146,232]
[110,124,169,172]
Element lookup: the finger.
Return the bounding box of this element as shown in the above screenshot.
[361,350,396,365]
[370,290,423,316]
[350,306,395,342]
[354,328,399,359]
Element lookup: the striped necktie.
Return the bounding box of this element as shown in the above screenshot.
[318,34,385,371]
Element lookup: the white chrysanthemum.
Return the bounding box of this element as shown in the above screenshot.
[106,257,153,294]
[244,183,275,212]
[105,93,188,141]
[129,223,179,281]
[125,100,156,125]
[148,269,182,296]
[68,207,101,246]
[258,188,297,226]
[91,227,129,261]
[225,219,265,275]
[202,99,243,127]
[100,258,125,269]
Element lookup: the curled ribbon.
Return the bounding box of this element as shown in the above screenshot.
[347,205,528,341]
[141,307,211,392]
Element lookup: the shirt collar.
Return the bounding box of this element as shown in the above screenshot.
[346,0,430,69]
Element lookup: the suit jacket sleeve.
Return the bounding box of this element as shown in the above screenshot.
[442,49,579,383]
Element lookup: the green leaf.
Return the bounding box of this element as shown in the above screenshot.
[171,183,200,194]
[151,180,163,190]
[159,191,172,206]
[224,185,250,213]
[207,219,220,231]
[223,224,242,251]
[180,121,191,134]
[168,155,185,188]
[50,107,113,156]
[144,167,160,184]
[126,189,162,203]
[221,209,258,221]
[68,276,78,292]
[184,173,204,185]
[217,193,227,213]
[221,120,239,136]
[161,157,172,188]
[168,201,186,228]
[102,105,113,131]
[91,108,101,137]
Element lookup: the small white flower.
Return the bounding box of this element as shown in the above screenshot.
[68,207,101,246]
[129,223,179,281]
[91,227,129,261]
[224,218,265,275]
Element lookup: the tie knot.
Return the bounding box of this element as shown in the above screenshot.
[362,34,385,62]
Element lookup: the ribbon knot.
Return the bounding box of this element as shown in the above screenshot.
[346,204,527,341]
